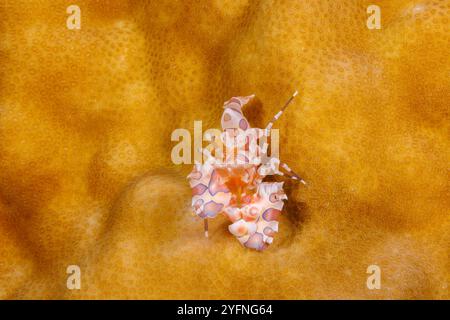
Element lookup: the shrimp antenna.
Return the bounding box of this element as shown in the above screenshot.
[261,91,307,185]
[261,90,298,153]
[265,90,298,136]
[280,162,307,185]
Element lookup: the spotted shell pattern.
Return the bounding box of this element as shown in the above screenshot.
[188,95,288,251]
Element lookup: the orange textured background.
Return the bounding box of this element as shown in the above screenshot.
[0,0,449,299]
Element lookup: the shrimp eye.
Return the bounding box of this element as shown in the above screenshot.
[269,193,279,203]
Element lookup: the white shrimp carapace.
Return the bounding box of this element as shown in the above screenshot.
[187,93,304,251]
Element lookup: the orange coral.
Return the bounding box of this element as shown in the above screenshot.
[0,0,448,299]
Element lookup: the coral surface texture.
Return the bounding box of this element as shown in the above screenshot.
[0,0,449,299]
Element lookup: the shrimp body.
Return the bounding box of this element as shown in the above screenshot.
[188,93,304,250]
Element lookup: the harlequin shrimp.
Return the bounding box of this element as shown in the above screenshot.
[187,92,306,251]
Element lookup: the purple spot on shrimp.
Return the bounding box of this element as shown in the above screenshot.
[239,119,248,130]
[262,208,281,222]
[229,97,242,104]
[223,113,232,122]
[225,101,243,113]
[244,233,266,251]
[203,201,224,218]
[208,170,230,196]
[263,227,275,237]
[192,184,207,196]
